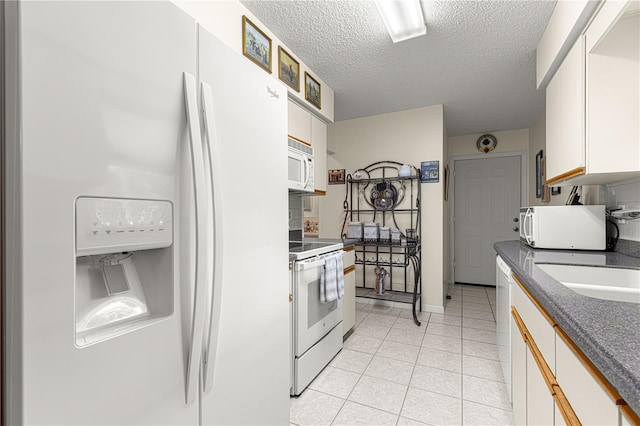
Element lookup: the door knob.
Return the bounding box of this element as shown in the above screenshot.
[513,227,519,232]
[513,217,519,223]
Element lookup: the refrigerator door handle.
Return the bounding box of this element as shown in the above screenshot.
[183,72,209,405]
[200,82,224,393]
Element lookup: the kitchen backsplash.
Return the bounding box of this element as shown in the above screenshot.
[289,194,303,242]
[600,177,640,257]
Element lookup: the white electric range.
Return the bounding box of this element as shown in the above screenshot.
[289,240,344,395]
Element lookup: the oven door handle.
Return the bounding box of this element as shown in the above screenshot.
[295,258,326,271]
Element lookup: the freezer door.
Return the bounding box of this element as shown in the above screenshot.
[4,2,199,424]
[197,27,290,425]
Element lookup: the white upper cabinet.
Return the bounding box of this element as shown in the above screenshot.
[585,0,640,177]
[310,115,327,193]
[288,101,312,143]
[287,99,328,194]
[544,0,640,186]
[536,0,600,89]
[546,37,586,183]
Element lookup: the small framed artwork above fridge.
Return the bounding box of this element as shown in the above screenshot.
[278,47,299,91]
[242,15,272,74]
[304,72,321,109]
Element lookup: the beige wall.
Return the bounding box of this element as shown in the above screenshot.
[528,109,570,206]
[320,105,447,312]
[172,0,335,122]
[528,108,599,206]
[448,127,530,201]
[448,129,529,158]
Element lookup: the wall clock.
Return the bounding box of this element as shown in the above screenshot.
[477,134,497,153]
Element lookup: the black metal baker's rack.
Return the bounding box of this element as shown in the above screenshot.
[341,161,422,326]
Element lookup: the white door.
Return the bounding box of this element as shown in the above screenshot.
[197,28,291,425]
[4,2,199,424]
[454,156,521,285]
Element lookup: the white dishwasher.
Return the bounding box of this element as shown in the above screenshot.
[496,254,513,402]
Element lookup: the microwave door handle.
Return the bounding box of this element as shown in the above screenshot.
[303,155,310,188]
[524,209,534,245]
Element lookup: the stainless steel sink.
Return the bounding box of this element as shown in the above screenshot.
[536,264,640,304]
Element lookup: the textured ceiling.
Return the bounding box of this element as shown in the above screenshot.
[241,0,556,137]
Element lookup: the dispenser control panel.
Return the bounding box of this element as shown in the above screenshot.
[76,197,173,256]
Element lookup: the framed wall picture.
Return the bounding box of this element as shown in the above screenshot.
[420,161,439,183]
[535,150,543,198]
[242,16,272,73]
[328,169,345,185]
[304,217,319,238]
[541,157,550,202]
[444,165,450,201]
[278,47,299,92]
[304,72,321,109]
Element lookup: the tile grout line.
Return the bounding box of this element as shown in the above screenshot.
[313,284,510,425]
[397,313,431,425]
[330,308,405,424]
[329,306,374,426]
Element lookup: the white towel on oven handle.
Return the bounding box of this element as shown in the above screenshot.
[336,253,344,299]
[322,253,342,303]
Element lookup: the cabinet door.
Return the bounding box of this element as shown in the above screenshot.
[288,101,311,143]
[555,334,619,425]
[546,36,585,184]
[511,314,527,426]
[512,279,556,370]
[586,0,640,175]
[526,348,556,426]
[621,406,640,426]
[311,115,327,193]
[342,267,356,336]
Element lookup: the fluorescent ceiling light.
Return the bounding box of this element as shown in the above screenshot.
[374,0,426,43]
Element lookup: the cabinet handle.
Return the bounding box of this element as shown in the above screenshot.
[552,384,582,426]
[546,167,586,186]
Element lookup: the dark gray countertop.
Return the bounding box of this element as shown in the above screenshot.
[310,237,358,248]
[494,241,640,417]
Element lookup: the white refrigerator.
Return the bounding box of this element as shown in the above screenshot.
[3,1,290,424]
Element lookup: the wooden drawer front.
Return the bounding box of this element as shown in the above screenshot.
[555,334,619,425]
[343,248,356,269]
[512,278,556,371]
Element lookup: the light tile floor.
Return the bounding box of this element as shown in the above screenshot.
[290,283,514,426]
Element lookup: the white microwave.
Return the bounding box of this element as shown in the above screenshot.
[519,205,606,250]
[288,138,314,193]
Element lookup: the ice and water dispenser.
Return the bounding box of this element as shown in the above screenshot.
[75,197,173,346]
